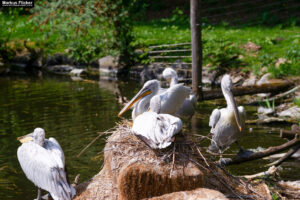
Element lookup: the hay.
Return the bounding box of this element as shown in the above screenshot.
[74,120,271,200]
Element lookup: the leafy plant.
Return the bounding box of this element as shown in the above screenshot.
[30,0,142,65]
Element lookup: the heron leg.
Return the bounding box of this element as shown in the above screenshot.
[35,188,41,200]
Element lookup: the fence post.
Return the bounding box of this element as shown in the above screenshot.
[190,0,202,100]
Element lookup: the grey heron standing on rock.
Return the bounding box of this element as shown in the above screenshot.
[118,79,190,120]
[208,74,246,154]
[162,68,197,119]
[17,128,76,200]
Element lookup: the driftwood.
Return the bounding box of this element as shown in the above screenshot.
[280,129,299,139]
[267,144,300,167]
[240,166,277,180]
[224,137,300,166]
[203,81,293,100]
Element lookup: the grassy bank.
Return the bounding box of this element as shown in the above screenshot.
[133,20,300,77]
[1,13,299,77]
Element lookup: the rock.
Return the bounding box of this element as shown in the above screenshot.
[45,65,74,75]
[70,69,87,77]
[98,55,120,75]
[257,106,274,115]
[275,58,287,67]
[144,188,228,200]
[74,121,272,200]
[243,42,261,52]
[242,72,257,86]
[278,106,300,119]
[257,73,272,85]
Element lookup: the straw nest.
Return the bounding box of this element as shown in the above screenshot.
[74,120,272,200]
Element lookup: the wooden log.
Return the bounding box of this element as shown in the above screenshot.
[267,144,300,167]
[280,124,300,140]
[203,81,293,100]
[224,137,300,166]
[280,129,299,140]
[190,0,203,100]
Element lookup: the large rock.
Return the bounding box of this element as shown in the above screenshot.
[74,121,272,200]
[99,56,120,75]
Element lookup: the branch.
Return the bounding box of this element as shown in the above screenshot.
[223,137,300,166]
[240,166,277,180]
[267,144,300,167]
[203,81,293,100]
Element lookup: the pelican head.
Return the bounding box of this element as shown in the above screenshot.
[162,68,178,86]
[17,128,45,146]
[221,75,242,131]
[118,80,160,117]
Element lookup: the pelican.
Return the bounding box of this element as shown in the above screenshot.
[208,74,246,153]
[162,68,197,118]
[17,128,76,200]
[118,79,190,120]
[132,95,182,149]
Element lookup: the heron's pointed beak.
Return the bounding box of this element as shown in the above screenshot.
[118,88,152,117]
[228,91,242,132]
[17,133,34,144]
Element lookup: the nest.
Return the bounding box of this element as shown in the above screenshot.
[75,120,271,200]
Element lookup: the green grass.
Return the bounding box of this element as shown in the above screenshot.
[1,12,299,78]
[133,20,300,77]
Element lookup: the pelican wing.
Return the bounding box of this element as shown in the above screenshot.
[132,112,182,149]
[45,138,65,168]
[160,83,191,115]
[17,142,73,200]
[209,109,221,129]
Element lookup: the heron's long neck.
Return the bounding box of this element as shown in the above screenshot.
[223,91,235,110]
[170,75,178,87]
[35,138,44,147]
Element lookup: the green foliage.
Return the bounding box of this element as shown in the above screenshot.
[30,0,140,64]
[294,98,300,108]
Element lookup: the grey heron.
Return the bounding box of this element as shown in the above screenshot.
[17,128,76,200]
[162,68,197,118]
[132,95,182,149]
[208,74,246,153]
[118,79,190,120]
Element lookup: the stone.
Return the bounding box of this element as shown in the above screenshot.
[243,42,261,52]
[70,68,87,77]
[45,65,74,75]
[256,73,272,85]
[98,55,120,75]
[257,106,274,115]
[278,106,300,119]
[242,72,257,86]
[275,58,287,67]
[144,188,229,200]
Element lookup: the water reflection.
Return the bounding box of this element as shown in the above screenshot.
[0,75,299,200]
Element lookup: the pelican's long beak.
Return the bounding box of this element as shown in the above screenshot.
[17,133,34,144]
[118,87,152,117]
[228,91,242,132]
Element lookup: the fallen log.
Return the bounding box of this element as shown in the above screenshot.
[240,166,277,180]
[280,124,300,139]
[203,80,293,100]
[267,144,300,167]
[224,137,300,166]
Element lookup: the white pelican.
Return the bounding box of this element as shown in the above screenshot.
[17,128,76,200]
[208,74,246,153]
[162,68,197,118]
[118,79,190,120]
[132,95,182,149]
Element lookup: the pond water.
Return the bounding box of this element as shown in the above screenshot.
[0,75,299,199]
